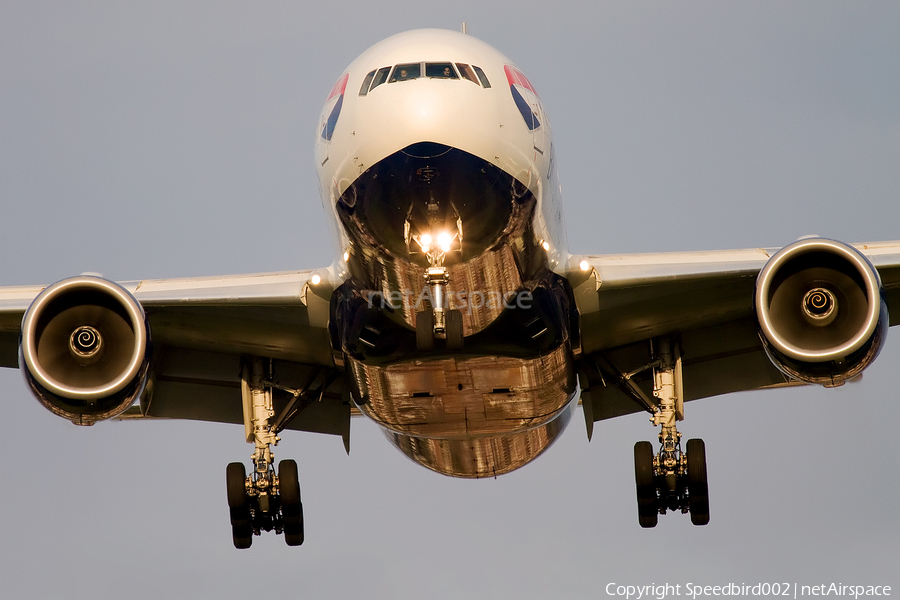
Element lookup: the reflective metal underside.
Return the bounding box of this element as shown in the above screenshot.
[336,142,577,477]
[350,343,574,438]
[386,408,571,478]
[337,142,548,334]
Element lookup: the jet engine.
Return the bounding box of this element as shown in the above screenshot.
[755,238,887,386]
[19,276,151,425]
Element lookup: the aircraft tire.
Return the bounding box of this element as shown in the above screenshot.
[226,462,248,509]
[226,462,253,542]
[232,526,252,549]
[416,310,435,351]
[686,438,710,526]
[634,441,658,528]
[279,459,305,546]
[446,309,464,350]
[279,460,301,506]
[284,516,305,547]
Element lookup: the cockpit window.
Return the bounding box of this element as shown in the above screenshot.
[425,62,458,79]
[358,70,376,96]
[360,62,490,94]
[389,63,421,82]
[472,66,491,88]
[370,66,391,91]
[456,63,479,85]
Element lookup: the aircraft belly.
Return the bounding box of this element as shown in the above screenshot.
[385,409,572,478]
[350,342,573,438]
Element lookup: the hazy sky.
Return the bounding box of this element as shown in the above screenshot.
[1,3,898,599]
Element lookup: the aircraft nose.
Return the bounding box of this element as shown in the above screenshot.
[387,84,462,147]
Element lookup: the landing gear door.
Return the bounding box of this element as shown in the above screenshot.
[531,100,545,156]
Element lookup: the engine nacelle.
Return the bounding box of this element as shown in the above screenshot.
[755,238,887,386]
[19,276,151,425]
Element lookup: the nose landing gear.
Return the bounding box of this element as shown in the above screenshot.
[416,266,464,351]
[409,207,466,355]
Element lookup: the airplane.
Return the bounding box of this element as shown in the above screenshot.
[1,27,898,549]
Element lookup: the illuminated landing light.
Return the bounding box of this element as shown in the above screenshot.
[579,260,590,271]
[419,233,433,253]
[343,251,350,262]
[311,274,321,285]
[437,231,453,253]
[541,241,550,251]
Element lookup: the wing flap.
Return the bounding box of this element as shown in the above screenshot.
[128,347,351,439]
[580,317,797,424]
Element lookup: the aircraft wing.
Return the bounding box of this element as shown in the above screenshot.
[0,270,350,441]
[570,240,900,430]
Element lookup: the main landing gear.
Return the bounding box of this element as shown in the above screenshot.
[632,338,709,527]
[226,459,303,548]
[226,359,305,548]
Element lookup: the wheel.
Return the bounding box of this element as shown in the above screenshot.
[283,502,305,546]
[416,310,435,351]
[279,460,300,506]
[634,441,658,528]
[229,508,250,528]
[686,438,709,526]
[232,533,252,549]
[279,460,304,546]
[445,309,464,350]
[232,521,252,549]
[284,530,304,546]
[227,462,253,537]
[226,463,247,509]
[284,511,305,546]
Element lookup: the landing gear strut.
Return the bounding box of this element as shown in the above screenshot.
[226,358,305,548]
[416,266,464,351]
[410,216,465,353]
[632,338,709,527]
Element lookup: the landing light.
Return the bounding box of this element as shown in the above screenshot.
[437,232,453,253]
[542,241,550,251]
[579,260,590,271]
[311,274,321,285]
[419,233,432,253]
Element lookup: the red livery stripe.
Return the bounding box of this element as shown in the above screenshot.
[326,73,349,101]
[503,65,538,96]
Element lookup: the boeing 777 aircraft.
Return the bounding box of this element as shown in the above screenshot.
[1,28,898,549]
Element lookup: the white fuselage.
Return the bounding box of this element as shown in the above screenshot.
[316,29,566,269]
[312,29,577,478]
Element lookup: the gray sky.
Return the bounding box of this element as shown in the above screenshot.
[1,2,898,598]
